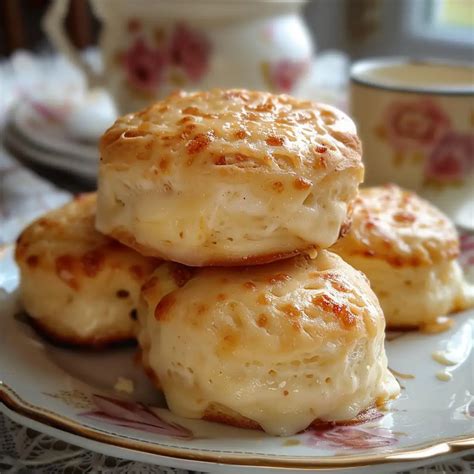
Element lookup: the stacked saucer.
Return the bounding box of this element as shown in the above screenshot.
[4,93,116,181]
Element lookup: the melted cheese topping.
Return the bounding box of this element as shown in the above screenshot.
[331,185,473,328]
[332,184,459,266]
[138,251,399,435]
[97,89,364,265]
[100,89,362,174]
[339,256,474,328]
[15,194,159,345]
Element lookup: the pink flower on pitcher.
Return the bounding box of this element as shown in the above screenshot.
[170,23,211,82]
[384,99,450,151]
[425,131,474,182]
[122,38,168,92]
[268,59,309,93]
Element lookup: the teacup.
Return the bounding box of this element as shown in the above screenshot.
[43,0,314,114]
[350,58,474,228]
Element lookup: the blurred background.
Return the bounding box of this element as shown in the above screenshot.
[1,0,473,59]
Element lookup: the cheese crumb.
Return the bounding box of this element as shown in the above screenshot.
[307,247,318,259]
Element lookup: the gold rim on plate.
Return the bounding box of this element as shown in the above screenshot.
[0,381,473,470]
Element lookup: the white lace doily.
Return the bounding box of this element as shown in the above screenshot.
[0,414,472,473]
[0,415,205,474]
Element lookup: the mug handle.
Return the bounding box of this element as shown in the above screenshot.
[42,0,103,88]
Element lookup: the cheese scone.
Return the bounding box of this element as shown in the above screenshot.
[15,193,159,348]
[331,184,474,329]
[138,251,399,436]
[96,89,364,266]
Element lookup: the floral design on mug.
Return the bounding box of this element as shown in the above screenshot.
[121,22,211,94]
[376,98,474,185]
[383,99,450,152]
[261,59,309,93]
[425,131,474,183]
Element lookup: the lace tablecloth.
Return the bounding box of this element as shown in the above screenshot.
[0,51,473,473]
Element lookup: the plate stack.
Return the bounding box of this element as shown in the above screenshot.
[3,94,116,182]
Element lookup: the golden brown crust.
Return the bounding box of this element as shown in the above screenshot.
[108,226,315,266]
[203,404,262,431]
[15,193,160,347]
[97,90,364,266]
[140,252,378,338]
[137,349,163,390]
[338,211,353,240]
[331,184,459,267]
[15,194,159,286]
[100,89,362,177]
[137,251,399,435]
[385,323,422,331]
[25,314,136,349]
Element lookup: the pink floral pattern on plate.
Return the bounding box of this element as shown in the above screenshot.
[425,131,474,183]
[383,99,450,152]
[81,395,193,439]
[302,407,397,450]
[79,395,398,449]
[305,426,397,450]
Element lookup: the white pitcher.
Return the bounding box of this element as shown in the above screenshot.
[43,0,315,113]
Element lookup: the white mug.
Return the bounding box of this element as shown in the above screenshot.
[350,58,474,229]
[43,0,315,114]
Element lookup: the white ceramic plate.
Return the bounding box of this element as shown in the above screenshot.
[0,245,473,473]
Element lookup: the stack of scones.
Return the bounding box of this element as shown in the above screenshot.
[16,89,473,436]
